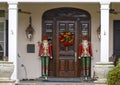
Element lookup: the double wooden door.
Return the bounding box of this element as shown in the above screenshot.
[43,19,90,77]
[42,7,91,77]
[42,7,91,78]
[56,20,78,77]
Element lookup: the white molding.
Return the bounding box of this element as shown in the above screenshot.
[0,0,99,3]
[0,0,120,3]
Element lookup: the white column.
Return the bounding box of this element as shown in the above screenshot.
[8,2,18,80]
[100,3,110,62]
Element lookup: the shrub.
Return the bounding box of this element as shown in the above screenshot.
[107,58,120,85]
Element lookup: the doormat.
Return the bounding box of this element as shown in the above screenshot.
[39,77,93,82]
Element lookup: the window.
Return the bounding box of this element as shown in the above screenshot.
[0,21,6,60]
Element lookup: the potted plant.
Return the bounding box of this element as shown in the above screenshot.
[107,58,120,85]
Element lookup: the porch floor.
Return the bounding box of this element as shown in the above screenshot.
[16,77,95,85]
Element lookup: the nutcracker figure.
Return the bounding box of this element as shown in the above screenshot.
[78,39,92,80]
[39,36,52,79]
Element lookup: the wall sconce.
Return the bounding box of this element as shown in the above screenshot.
[97,26,101,40]
[26,16,34,41]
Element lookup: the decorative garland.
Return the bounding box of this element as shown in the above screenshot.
[59,31,74,46]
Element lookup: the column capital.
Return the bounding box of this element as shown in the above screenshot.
[100,3,110,10]
[100,0,110,5]
[7,1,18,10]
[7,1,18,5]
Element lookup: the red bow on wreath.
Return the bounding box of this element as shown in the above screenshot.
[59,31,74,46]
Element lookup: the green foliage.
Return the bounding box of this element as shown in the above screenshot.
[107,59,120,85]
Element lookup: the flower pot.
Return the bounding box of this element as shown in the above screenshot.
[0,61,14,80]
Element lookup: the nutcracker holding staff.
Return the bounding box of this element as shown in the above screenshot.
[39,36,52,79]
[78,39,92,80]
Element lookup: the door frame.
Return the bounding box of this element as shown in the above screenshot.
[42,7,91,77]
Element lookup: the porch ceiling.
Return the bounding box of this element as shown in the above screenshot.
[1,0,120,3]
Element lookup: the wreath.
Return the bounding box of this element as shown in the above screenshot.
[59,31,74,46]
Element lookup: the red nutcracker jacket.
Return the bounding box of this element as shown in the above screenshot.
[39,43,52,58]
[78,43,92,58]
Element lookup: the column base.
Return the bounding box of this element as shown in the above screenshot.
[0,79,15,85]
[94,79,107,85]
[94,82,107,85]
[94,62,114,85]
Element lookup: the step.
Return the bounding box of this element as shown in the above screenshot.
[16,82,94,85]
[16,78,94,85]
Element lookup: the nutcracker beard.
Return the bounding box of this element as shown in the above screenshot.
[43,42,48,49]
[82,40,88,49]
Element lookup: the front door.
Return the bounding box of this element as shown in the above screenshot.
[42,7,91,77]
[56,20,78,77]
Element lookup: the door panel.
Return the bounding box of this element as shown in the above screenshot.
[56,21,77,77]
[59,59,75,77]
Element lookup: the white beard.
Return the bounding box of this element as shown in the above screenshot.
[43,43,48,49]
[83,42,88,48]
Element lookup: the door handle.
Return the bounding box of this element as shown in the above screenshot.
[75,52,77,62]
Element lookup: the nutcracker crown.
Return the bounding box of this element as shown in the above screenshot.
[82,36,88,40]
[43,35,48,40]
